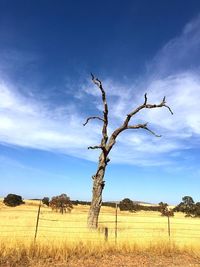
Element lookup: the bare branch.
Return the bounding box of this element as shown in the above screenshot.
[106,94,172,152]
[127,123,148,129]
[127,123,161,137]
[91,73,102,88]
[144,98,173,115]
[125,95,173,128]
[143,126,162,137]
[163,104,173,115]
[106,157,110,164]
[83,116,105,126]
[144,93,147,105]
[88,145,102,150]
[90,74,109,146]
[96,78,102,86]
[91,73,95,80]
[129,95,173,119]
[88,145,107,154]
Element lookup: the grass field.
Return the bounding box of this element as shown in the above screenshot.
[1,199,200,266]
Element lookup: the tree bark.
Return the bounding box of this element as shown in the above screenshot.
[87,153,106,228]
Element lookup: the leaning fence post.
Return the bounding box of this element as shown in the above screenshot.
[167,214,171,239]
[104,227,108,242]
[34,200,41,242]
[115,203,118,244]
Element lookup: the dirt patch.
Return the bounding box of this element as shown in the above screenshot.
[56,253,200,267]
[2,252,200,267]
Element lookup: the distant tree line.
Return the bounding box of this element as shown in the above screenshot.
[2,193,73,214]
[174,196,200,217]
[71,200,91,206]
[42,199,118,208]
[71,199,161,211]
[118,198,162,213]
[118,196,200,218]
[4,193,200,218]
[71,200,117,208]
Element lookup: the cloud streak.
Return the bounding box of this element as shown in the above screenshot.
[1,15,200,167]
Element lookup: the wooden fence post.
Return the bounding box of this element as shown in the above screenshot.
[115,203,118,244]
[34,200,41,242]
[104,227,108,242]
[167,214,171,239]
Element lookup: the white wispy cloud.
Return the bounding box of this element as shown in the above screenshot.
[0,80,102,161]
[1,15,200,167]
[149,14,200,77]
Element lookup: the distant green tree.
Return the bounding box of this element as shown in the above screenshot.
[42,197,49,206]
[194,202,200,217]
[159,202,168,216]
[3,194,24,207]
[159,202,174,217]
[174,196,195,217]
[49,194,73,214]
[119,198,138,212]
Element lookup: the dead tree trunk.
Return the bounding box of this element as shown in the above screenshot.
[87,152,106,228]
[84,74,173,229]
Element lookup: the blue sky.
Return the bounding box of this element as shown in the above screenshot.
[1,0,200,204]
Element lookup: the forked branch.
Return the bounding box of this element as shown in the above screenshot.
[127,123,161,137]
[88,145,103,150]
[107,93,173,152]
[85,75,173,157]
[83,116,105,126]
[123,93,173,127]
[88,145,107,157]
[91,73,108,146]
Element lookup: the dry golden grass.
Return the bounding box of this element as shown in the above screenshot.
[1,199,200,266]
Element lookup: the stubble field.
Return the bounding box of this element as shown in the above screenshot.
[1,200,200,266]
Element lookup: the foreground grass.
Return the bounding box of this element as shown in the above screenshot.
[1,200,200,266]
[1,240,200,267]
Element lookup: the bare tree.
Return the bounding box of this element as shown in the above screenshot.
[84,74,173,229]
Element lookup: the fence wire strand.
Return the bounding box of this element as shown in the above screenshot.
[1,206,200,243]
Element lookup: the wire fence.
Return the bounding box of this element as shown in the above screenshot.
[1,203,200,244]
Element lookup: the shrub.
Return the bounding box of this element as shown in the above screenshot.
[42,197,50,206]
[158,202,174,217]
[119,198,138,212]
[3,194,24,207]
